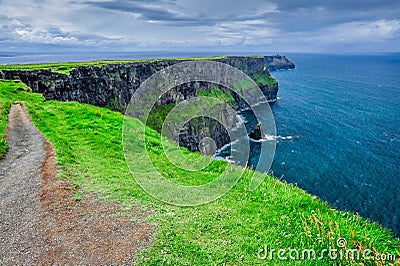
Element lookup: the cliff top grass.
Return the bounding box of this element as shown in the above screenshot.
[251,73,278,87]
[0,79,399,265]
[0,55,264,75]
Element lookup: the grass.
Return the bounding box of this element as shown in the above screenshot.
[147,104,175,133]
[146,86,235,133]
[251,73,278,88]
[0,79,399,265]
[197,85,235,104]
[0,56,266,75]
[0,56,230,75]
[0,82,12,157]
[0,80,42,157]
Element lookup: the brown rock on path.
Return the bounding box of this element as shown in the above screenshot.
[0,103,153,265]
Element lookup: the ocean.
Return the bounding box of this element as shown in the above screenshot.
[221,54,400,237]
[2,52,399,236]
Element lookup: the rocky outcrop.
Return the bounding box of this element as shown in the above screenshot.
[265,55,295,71]
[0,56,294,153]
[249,123,265,140]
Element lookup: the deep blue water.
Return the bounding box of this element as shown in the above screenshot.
[228,54,400,236]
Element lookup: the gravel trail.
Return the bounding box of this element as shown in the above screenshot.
[0,103,152,265]
[0,103,47,265]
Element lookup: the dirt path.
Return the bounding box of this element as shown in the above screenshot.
[0,103,48,264]
[0,103,152,265]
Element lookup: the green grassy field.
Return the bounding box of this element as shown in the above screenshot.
[0,56,231,75]
[0,79,399,265]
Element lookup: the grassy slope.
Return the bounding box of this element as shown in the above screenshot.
[197,86,236,104]
[0,79,399,265]
[0,81,42,157]
[251,73,278,87]
[0,84,10,157]
[147,86,235,133]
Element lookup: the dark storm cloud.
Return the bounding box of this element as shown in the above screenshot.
[80,0,400,36]
[272,0,400,11]
[83,0,212,26]
[86,0,185,21]
[83,0,277,26]
[264,0,400,33]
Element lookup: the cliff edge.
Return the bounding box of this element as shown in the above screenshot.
[265,55,295,71]
[0,55,295,152]
[0,56,295,110]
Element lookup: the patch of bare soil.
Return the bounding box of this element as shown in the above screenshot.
[0,103,153,265]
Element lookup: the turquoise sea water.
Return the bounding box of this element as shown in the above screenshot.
[235,54,400,236]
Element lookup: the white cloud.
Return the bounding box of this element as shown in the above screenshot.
[325,19,400,43]
[15,28,79,44]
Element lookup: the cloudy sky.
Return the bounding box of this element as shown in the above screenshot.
[0,0,399,53]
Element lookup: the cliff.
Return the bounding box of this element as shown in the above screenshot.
[264,55,295,71]
[0,56,295,152]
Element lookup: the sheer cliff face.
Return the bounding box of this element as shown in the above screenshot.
[0,56,293,152]
[0,57,278,111]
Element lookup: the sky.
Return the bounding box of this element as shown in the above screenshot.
[0,0,399,54]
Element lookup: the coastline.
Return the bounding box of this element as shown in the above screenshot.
[0,78,398,265]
